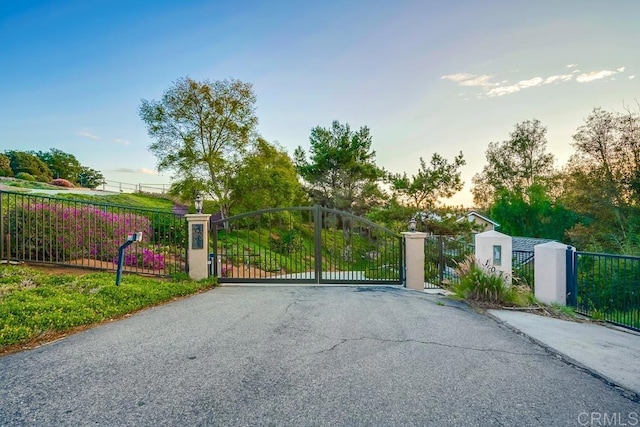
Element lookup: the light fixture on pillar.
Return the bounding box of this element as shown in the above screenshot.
[408,217,417,232]
[195,194,203,214]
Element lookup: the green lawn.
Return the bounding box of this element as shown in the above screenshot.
[0,264,216,351]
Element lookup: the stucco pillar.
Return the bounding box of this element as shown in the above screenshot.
[535,242,572,305]
[185,214,211,281]
[475,230,512,283]
[402,232,427,291]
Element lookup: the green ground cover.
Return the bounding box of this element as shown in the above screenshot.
[0,264,216,351]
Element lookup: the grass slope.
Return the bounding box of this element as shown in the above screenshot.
[0,265,216,353]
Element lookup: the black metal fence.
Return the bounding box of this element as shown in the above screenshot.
[0,190,187,276]
[568,250,640,332]
[424,235,475,288]
[512,250,535,290]
[211,206,403,284]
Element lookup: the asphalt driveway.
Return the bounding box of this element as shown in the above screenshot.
[1,286,637,426]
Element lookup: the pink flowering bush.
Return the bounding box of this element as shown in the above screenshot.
[7,202,164,267]
[50,178,75,188]
[115,248,165,270]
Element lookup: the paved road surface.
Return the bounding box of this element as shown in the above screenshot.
[1,286,638,426]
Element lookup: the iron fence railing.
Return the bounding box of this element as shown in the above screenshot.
[569,251,640,332]
[0,190,187,276]
[424,235,474,288]
[512,250,535,291]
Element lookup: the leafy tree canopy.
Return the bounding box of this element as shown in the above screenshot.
[78,166,105,189]
[230,138,306,214]
[34,148,83,182]
[389,152,465,212]
[472,119,555,208]
[294,120,385,214]
[563,106,640,253]
[0,154,11,176]
[140,76,258,217]
[5,150,52,182]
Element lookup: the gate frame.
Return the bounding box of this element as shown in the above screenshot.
[211,205,403,285]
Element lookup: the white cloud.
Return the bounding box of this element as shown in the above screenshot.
[459,75,495,87]
[77,130,99,140]
[441,73,495,87]
[486,77,545,97]
[442,64,627,98]
[441,73,475,82]
[630,75,636,80]
[113,138,131,145]
[576,68,625,83]
[544,74,573,84]
[518,77,544,88]
[486,85,520,97]
[139,168,158,175]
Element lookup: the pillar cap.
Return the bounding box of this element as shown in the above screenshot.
[185,213,211,220]
[401,232,428,239]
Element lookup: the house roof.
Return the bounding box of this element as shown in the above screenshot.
[456,211,500,227]
[512,236,554,252]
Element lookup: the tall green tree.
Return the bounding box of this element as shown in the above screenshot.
[0,153,12,176]
[139,77,257,217]
[78,166,105,189]
[563,107,640,253]
[5,150,52,182]
[389,152,465,211]
[489,183,577,240]
[294,120,385,214]
[471,119,570,238]
[230,138,305,214]
[472,119,555,208]
[34,148,83,182]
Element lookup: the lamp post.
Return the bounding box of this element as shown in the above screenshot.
[408,217,417,232]
[195,194,203,214]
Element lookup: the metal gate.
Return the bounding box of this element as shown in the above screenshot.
[211,206,403,284]
[424,235,475,288]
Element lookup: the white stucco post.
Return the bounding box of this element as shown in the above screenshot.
[185,214,211,281]
[474,230,512,283]
[402,232,427,291]
[534,242,572,305]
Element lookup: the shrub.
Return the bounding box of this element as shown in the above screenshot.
[115,248,165,270]
[451,255,516,305]
[6,202,153,263]
[15,172,35,181]
[50,178,75,188]
[269,230,301,254]
[0,168,13,177]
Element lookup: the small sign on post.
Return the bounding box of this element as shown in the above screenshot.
[115,232,143,286]
[192,223,204,250]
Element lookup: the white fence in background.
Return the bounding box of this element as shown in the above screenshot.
[101,180,170,194]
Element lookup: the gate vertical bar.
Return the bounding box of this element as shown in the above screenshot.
[438,235,445,286]
[211,219,218,277]
[0,192,4,260]
[566,246,577,307]
[314,205,322,283]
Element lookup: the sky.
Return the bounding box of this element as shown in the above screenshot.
[1,0,638,204]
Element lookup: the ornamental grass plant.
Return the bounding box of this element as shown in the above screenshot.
[451,255,533,307]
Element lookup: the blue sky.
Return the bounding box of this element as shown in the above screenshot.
[2,0,638,204]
